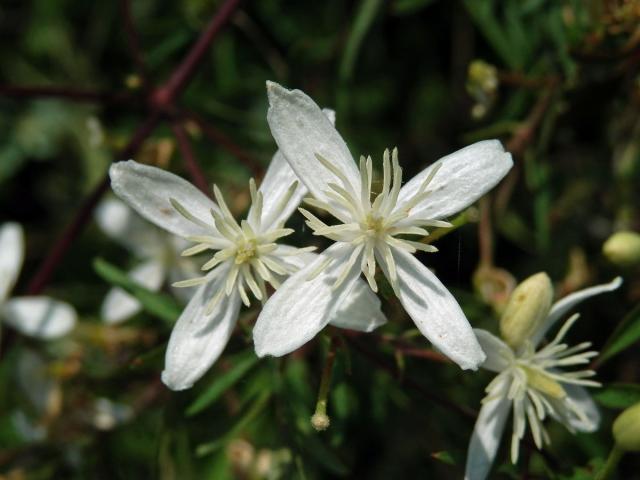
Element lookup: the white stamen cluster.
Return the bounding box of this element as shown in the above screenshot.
[171,179,312,312]
[300,148,451,292]
[484,314,600,463]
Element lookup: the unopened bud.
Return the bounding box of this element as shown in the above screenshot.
[613,402,640,452]
[499,272,553,349]
[310,412,330,431]
[603,231,640,267]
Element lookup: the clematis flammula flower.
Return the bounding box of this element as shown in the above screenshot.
[0,222,77,339]
[109,150,385,390]
[465,275,623,480]
[253,82,513,370]
[96,197,199,324]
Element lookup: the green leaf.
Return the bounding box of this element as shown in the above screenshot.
[392,0,437,16]
[593,383,640,409]
[186,349,260,417]
[598,303,640,365]
[93,257,181,325]
[339,0,384,82]
[196,391,271,456]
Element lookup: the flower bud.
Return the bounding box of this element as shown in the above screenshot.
[613,402,640,452]
[499,272,553,349]
[310,412,330,431]
[603,231,640,267]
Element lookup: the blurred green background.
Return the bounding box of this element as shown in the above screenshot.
[1,0,640,478]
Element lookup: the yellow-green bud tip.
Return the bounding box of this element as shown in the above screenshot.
[499,272,553,349]
[310,412,330,431]
[613,402,640,452]
[603,231,640,267]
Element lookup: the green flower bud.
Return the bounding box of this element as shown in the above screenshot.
[613,402,640,452]
[499,272,553,349]
[603,231,640,267]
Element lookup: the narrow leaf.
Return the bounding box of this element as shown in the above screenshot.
[597,303,640,365]
[593,383,640,409]
[93,257,181,325]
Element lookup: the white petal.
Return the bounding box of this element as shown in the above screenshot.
[266,81,360,203]
[3,297,77,339]
[329,279,386,332]
[161,267,242,391]
[0,222,24,303]
[254,109,336,231]
[253,151,308,231]
[109,160,220,238]
[474,329,513,372]
[465,376,511,480]
[532,277,623,346]
[253,243,361,357]
[562,384,600,432]
[95,198,165,256]
[397,140,513,220]
[381,247,485,370]
[101,259,166,324]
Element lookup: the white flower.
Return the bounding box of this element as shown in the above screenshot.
[95,197,199,324]
[0,222,77,339]
[253,82,513,369]
[109,149,386,391]
[465,277,623,480]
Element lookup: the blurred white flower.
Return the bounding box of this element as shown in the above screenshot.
[92,397,133,431]
[109,147,385,390]
[0,222,76,339]
[253,82,513,370]
[95,197,199,324]
[465,277,622,480]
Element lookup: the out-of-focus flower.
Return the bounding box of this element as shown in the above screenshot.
[95,197,200,324]
[465,275,622,480]
[254,81,513,370]
[603,230,640,267]
[91,397,133,431]
[467,60,499,119]
[109,149,385,390]
[0,222,76,339]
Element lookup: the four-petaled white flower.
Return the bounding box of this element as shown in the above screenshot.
[96,197,200,324]
[109,148,386,391]
[0,222,77,339]
[253,81,513,370]
[465,277,622,480]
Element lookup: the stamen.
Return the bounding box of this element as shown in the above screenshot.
[306,257,333,281]
[332,246,363,290]
[172,276,209,288]
[315,153,354,192]
[170,198,210,229]
[181,243,211,256]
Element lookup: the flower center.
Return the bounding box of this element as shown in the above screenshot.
[521,365,566,399]
[364,213,385,236]
[235,239,257,264]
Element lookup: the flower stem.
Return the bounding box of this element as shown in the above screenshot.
[595,444,624,480]
[311,336,338,431]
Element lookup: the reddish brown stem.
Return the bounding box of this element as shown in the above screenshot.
[120,0,148,85]
[171,121,211,195]
[26,113,162,295]
[182,109,263,178]
[345,335,477,419]
[150,0,243,108]
[0,85,130,104]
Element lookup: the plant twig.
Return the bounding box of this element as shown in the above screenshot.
[171,121,211,195]
[181,109,263,178]
[120,0,149,86]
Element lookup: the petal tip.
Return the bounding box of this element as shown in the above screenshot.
[161,370,193,392]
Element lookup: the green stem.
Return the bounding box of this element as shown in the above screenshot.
[311,337,339,431]
[595,444,624,480]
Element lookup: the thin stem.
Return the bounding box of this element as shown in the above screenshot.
[311,336,339,431]
[120,0,149,86]
[478,196,494,268]
[0,85,130,104]
[181,109,263,178]
[26,112,162,296]
[171,121,210,195]
[151,0,243,107]
[595,444,624,480]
